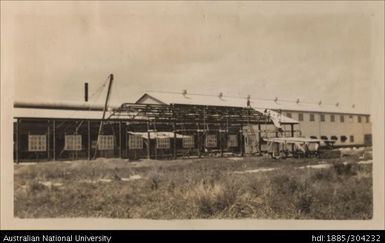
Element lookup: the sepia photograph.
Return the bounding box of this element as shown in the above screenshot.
[1,1,384,230]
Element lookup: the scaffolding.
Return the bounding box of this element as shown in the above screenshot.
[13,103,298,162]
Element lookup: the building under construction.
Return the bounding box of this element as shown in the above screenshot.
[13,75,371,162]
[14,99,300,162]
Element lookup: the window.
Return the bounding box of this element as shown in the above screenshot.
[182,136,195,148]
[364,134,372,146]
[28,135,47,151]
[156,137,170,149]
[298,113,304,121]
[286,112,292,118]
[246,134,257,145]
[330,114,335,122]
[310,136,318,139]
[97,135,114,150]
[64,135,82,151]
[309,113,315,122]
[205,134,217,148]
[358,116,362,123]
[227,135,238,147]
[128,134,143,149]
[320,136,328,140]
[340,115,344,123]
[350,135,354,143]
[366,116,370,123]
[340,136,347,143]
[320,114,325,122]
[331,136,338,141]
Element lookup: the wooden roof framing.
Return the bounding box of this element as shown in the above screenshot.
[111,103,272,124]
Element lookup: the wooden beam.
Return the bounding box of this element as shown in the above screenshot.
[146,121,151,159]
[258,123,262,154]
[95,74,114,159]
[173,122,177,159]
[87,120,91,160]
[119,121,122,158]
[53,120,56,161]
[291,124,295,153]
[47,120,50,161]
[220,123,223,157]
[240,123,244,157]
[15,119,19,163]
[197,123,201,158]
[154,120,157,160]
[125,124,128,159]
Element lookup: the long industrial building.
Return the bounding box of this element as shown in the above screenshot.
[13,90,371,162]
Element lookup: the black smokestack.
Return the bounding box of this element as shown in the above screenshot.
[84,82,88,102]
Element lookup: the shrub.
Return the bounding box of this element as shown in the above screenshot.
[333,163,356,176]
[146,168,163,190]
[27,180,46,193]
[186,182,237,218]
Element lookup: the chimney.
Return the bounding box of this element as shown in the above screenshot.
[84,82,88,102]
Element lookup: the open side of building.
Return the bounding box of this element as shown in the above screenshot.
[13,100,299,162]
[12,90,371,162]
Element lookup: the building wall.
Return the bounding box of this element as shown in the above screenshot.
[282,111,372,146]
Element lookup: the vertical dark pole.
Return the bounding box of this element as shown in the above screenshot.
[84,82,88,102]
[173,122,177,159]
[95,74,113,158]
[146,121,151,159]
[291,123,295,153]
[154,120,157,160]
[16,119,20,163]
[47,120,50,161]
[258,123,262,154]
[154,139,158,160]
[53,120,56,161]
[119,121,122,158]
[125,124,128,159]
[220,123,224,157]
[87,120,91,160]
[240,122,244,157]
[197,123,201,158]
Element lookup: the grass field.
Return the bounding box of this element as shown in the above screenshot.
[14,155,373,219]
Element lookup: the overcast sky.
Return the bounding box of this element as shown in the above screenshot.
[2,2,376,112]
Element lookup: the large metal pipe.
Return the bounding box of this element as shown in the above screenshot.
[84,82,88,102]
[13,101,119,111]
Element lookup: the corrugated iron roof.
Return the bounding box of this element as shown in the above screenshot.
[138,91,369,115]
